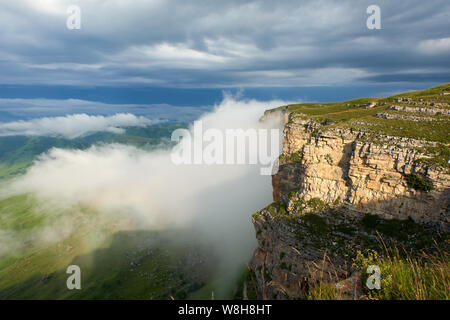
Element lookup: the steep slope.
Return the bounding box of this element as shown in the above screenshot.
[251,84,450,299]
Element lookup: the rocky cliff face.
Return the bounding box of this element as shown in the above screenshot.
[274,116,449,229]
[250,87,450,299]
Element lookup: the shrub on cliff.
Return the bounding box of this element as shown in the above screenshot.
[279,151,303,164]
[406,173,434,192]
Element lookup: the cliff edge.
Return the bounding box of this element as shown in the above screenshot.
[250,84,450,299]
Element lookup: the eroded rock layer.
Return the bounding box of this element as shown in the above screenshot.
[251,85,450,299]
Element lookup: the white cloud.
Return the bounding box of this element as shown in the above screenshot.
[417,37,450,55]
[108,43,229,71]
[24,0,68,16]
[132,43,228,66]
[25,62,105,71]
[1,97,286,289]
[0,113,158,138]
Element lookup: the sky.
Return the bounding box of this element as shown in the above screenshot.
[0,0,449,119]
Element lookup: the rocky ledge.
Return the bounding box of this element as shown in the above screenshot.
[249,84,450,299]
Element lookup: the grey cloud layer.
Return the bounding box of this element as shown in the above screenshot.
[0,0,449,87]
[0,98,211,122]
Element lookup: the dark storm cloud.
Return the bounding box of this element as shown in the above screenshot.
[0,0,449,88]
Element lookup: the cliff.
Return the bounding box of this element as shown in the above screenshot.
[250,84,450,299]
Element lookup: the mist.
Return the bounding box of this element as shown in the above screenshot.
[1,96,287,296]
[0,113,159,138]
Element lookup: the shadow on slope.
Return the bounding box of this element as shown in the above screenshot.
[0,229,217,300]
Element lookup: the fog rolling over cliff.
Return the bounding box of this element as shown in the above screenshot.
[2,96,286,297]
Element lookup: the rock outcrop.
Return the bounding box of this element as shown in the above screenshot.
[275,115,449,229]
[250,89,450,299]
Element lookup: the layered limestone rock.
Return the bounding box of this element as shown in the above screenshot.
[275,113,449,230]
[375,113,444,122]
[250,109,449,300]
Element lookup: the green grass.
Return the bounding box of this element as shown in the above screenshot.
[391,83,450,99]
[279,151,303,164]
[0,227,216,300]
[281,83,450,169]
[415,144,450,168]
[348,117,450,144]
[0,194,216,300]
[0,161,32,180]
[264,200,446,300]
[307,282,345,300]
[354,246,449,300]
[0,194,51,231]
[306,243,449,300]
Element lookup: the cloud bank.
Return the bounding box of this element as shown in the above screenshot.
[0,113,159,138]
[1,97,286,293]
[0,98,212,123]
